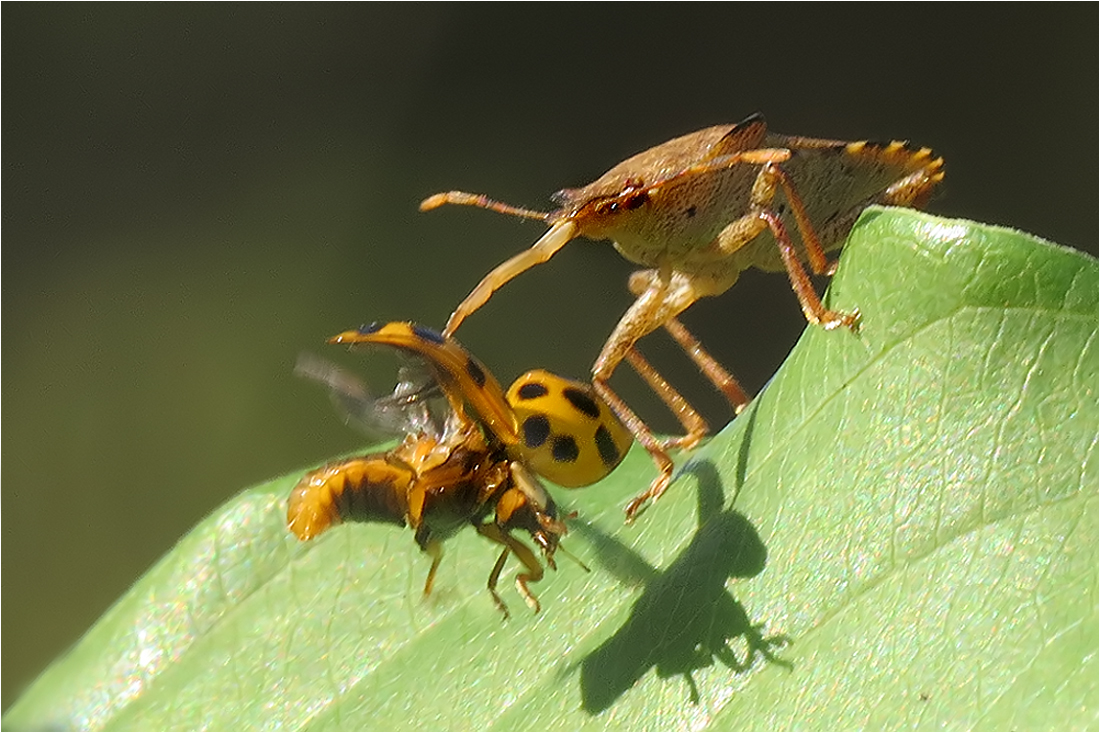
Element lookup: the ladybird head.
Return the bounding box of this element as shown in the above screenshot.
[506,369,632,488]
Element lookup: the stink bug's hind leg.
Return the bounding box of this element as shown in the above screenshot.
[764,207,861,332]
[624,347,709,451]
[663,318,751,413]
[715,162,860,332]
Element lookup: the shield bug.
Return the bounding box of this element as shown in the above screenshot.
[421,114,944,519]
[289,321,631,616]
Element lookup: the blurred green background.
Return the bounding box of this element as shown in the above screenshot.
[3,5,1094,707]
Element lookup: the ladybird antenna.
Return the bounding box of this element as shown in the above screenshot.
[419,191,550,222]
[556,543,591,573]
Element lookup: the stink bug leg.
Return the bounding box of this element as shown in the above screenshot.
[422,115,945,519]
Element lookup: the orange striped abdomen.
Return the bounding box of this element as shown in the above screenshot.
[287,455,412,541]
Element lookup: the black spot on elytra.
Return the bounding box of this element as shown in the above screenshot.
[523,415,550,448]
[594,425,620,468]
[411,324,445,344]
[465,357,487,388]
[685,205,697,218]
[357,322,382,335]
[551,435,580,463]
[562,387,601,419]
[516,382,549,400]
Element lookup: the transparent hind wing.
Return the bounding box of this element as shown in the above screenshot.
[388,365,452,437]
[295,353,450,439]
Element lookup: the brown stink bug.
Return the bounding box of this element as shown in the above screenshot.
[421,113,944,520]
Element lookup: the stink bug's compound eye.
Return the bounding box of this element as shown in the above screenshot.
[594,200,619,216]
[506,369,632,488]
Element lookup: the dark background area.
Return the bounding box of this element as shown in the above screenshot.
[3,4,1095,707]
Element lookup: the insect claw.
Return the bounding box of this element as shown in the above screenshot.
[624,469,672,522]
[845,307,863,333]
[623,495,648,523]
[516,577,542,613]
[490,590,512,620]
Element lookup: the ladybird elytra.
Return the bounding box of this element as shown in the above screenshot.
[329,321,519,445]
[505,369,632,488]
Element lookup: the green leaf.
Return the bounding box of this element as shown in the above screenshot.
[6,208,1097,731]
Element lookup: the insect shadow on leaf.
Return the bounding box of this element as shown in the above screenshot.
[574,455,791,712]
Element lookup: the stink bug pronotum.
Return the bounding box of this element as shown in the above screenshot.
[422,113,944,519]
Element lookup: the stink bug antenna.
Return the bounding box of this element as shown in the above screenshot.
[419,191,551,222]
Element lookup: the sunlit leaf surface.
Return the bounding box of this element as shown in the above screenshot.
[6,208,1097,731]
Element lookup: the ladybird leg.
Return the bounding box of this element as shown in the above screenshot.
[486,545,513,619]
[422,539,444,597]
[477,523,544,614]
[443,220,578,336]
[506,537,544,613]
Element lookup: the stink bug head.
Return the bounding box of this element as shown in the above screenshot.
[549,118,773,251]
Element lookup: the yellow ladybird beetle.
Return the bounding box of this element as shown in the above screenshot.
[288,321,632,616]
[421,113,944,518]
